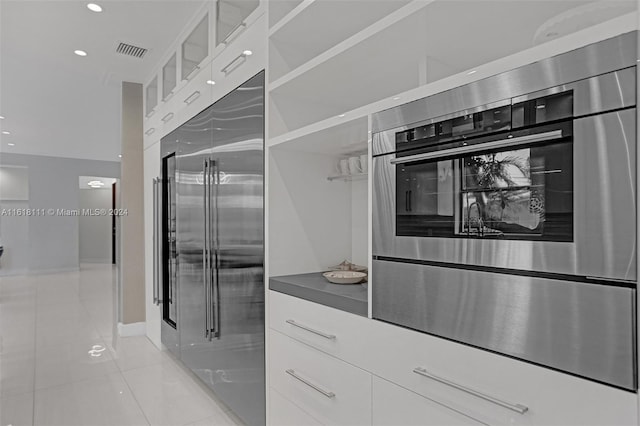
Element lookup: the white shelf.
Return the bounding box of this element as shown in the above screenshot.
[268,0,425,93]
[268,115,368,155]
[327,173,367,182]
[268,0,411,83]
[268,1,636,138]
[268,0,313,34]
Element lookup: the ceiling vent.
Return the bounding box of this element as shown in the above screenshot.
[115,42,148,59]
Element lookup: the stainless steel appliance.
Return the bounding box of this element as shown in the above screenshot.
[372,32,637,391]
[153,71,265,425]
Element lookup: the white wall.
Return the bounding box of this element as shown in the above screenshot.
[78,188,113,263]
[0,166,29,200]
[269,148,353,276]
[0,152,119,275]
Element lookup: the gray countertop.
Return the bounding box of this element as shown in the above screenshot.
[269,272,368,317]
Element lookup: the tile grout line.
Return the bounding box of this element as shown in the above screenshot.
[119,369,152,426]
[31,282,38,426]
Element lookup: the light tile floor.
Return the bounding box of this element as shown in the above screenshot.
[0,264,243,426]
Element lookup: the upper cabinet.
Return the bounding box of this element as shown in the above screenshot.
[145,76,158,116]
[181,14,209,80]
[216,0,259,46]
[162,53,177,100]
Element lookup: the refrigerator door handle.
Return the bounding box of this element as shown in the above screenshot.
[210,159,221,340]
[154,177,163,306]
[203,159,210,338]
[152,178,158,305]
[167,178,173,305]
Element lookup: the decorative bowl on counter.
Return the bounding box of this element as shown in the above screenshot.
[322,270,367,284]
[327,260,367,273]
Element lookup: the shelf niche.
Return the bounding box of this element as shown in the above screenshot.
[268,118,368,277]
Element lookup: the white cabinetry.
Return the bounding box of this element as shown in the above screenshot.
[269,290,371,363]
[269,388,322,426]
[216,0,260,48]
[267,291,638,426]
[143,140,161,348]
[269,330,372,426]
[162,53,177,101]
[181,13,210,81]
[372,377,482,426]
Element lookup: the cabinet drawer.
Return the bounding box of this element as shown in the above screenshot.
[269,291,373,364]
[178,61,214,124]
[269,329,371,426]
[372,376,482,426]
[143,108,162,149]
[269,387,322,426]
[363,320,638,426]
[211,13,266,102]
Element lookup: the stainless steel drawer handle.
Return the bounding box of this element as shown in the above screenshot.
[145,128,156,136]
[413,367,528,414]
[285,369,335,399]
[285,319,336,340]
[184,91,201,105]
[221,51,250,75]
[161,112,174,122]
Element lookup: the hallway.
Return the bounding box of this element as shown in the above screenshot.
[0,264,242,426]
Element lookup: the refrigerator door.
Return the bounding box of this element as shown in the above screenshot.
[160,135,180,357]
[179,71,265,426]
[175,107,215,367]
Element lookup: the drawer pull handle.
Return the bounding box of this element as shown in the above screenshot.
[184,91,201,105]
[413,367,528,415]
[161,112,174,122]
[285,319,336,340]
[285,369,335,399]
[221,51,250,75]
[145,128,156,136]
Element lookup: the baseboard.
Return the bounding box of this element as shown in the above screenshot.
[80,259,113,264]
[27,266,80,275]
[117,322,146,337]
[0,268,29,277]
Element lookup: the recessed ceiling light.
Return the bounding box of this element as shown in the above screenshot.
[206,80,216,85]
[118,154,122,158]
[338,114,346,118]
[87,3,102,12]
[0,116,4,120]
[2,131,10,135]
[243,50,253,56]
[393,97,401,100]
[74,50,88,57]
[467,70,477,75]
[7,143,15,146]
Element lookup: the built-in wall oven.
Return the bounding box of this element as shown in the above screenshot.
[372,32,637,391]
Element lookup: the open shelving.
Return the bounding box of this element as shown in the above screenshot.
[268,0,305,29]
[268,0,411,83]
[268,0,635,138]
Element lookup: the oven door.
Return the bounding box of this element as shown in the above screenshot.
[373,108,636,281]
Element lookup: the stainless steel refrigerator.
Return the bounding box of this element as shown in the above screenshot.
[156,71,265,425]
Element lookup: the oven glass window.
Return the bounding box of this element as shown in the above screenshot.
[396,140,573,241]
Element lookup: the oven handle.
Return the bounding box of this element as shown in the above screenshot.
[390,130,563,165]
